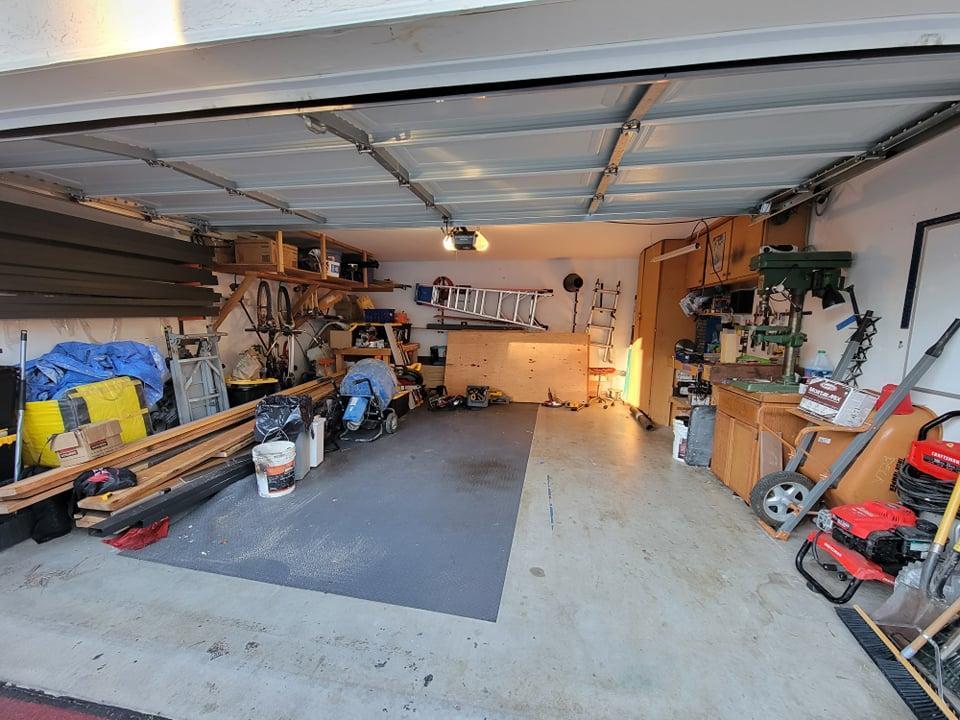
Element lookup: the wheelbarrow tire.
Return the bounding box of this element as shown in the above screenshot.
[750,471,814,528]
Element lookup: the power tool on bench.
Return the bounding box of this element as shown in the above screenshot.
[796,412,960,604]
[733,249,852,393]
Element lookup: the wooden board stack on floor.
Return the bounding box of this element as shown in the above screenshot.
[443,331,588,403]
[0,379,338,522]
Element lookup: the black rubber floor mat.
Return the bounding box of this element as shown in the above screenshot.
[0,682,170,720]
[129,404,537,621]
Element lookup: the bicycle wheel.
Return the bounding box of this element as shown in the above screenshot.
[277,285,293,327]
[256,280,272,327]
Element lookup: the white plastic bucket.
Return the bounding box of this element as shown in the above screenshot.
[252,440,297,498]
[310,416,325,467]
[671,418,689,462]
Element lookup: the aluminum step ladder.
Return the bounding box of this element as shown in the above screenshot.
[165,326,231,424]
[586,280,620,363]
[415,283,552,330]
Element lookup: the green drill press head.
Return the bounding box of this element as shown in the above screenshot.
[733,250,853,393]
[749,250,852,295]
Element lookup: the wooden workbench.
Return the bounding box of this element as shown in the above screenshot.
[334,343,419,372]
[709,385,807,503]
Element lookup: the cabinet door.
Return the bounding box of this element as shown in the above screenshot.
[685,237,706,289]
[728,419,759,501]
[634,244,662,412]
[711,411,733,486]
[703,219,732,284]
[727,216,764,281]
[763,203,810,250]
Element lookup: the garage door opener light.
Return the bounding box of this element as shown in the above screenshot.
[442,226,489,252]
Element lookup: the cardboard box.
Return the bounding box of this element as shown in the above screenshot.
[799,378,875,427]
[50,420,123,467]
[329,330,354,349]
[235,238,298,270]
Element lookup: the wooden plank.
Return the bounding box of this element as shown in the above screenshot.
[444,331,588,403]
[275,230,285,274]
[0,233,216,284]
[0,303,218,320]
[0,378,328,500]
[0,268,220,301]
[212,273,256,331]
[0,198,212,265]
[649,238,696,425]
[78,421,255,511]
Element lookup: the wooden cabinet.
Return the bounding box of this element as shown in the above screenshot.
[709,385,806,502]
[684,206,810,289]
[727,216,764,282]
[627,239,695,425]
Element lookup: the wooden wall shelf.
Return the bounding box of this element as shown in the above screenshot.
[212,264,395,293]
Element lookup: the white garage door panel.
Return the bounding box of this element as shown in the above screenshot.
[1,52,959,229]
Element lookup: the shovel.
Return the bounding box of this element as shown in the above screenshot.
[872,477,960,641]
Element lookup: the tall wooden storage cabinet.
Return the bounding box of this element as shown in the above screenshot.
[628,239,695,426]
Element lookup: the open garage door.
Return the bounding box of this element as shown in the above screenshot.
[1,51,959,230]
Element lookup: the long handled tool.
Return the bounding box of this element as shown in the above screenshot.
[902,596,960,661]
[12,330,26,482]
[777,318,960,536]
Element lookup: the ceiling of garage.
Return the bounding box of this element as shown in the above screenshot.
[1,52,959,233]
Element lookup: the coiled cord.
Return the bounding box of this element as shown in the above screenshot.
[895,460,955,514]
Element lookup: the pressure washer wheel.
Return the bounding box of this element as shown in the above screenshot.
[383,409,399,434]
[750,471,814,528]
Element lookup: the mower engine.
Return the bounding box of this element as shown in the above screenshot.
[796,500,934,604]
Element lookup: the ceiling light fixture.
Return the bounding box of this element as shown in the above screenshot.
[442,226,489,252]
[650,242,700,263]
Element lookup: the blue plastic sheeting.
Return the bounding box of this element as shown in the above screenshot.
[25,341,166,406]
[340,359,397,407]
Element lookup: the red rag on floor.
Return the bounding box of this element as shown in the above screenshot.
[104,517,169,551]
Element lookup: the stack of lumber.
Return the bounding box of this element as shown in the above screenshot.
[0,195,220,319]
[0,378,338,520]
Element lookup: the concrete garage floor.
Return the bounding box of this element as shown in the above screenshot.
[0,406,907,719]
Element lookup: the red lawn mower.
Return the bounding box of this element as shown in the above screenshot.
[796,411,960,604]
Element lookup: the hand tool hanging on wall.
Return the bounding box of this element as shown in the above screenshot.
[563,273,584,332]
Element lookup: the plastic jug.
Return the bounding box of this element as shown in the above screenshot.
[806,349,833,379]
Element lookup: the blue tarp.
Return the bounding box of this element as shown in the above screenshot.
[340,359,398,407]
[25,341,166,406]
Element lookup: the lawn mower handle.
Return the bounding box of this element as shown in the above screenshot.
[918,410,960,442]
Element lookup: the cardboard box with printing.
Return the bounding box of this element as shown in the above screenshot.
[50,420,123,467]
[799,378,875,427]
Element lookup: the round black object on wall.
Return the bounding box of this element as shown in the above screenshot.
[563,273,584,293]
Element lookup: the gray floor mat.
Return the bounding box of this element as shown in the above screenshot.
[129,404,537,621]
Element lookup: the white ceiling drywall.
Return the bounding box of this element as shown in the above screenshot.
[332,220,703,260]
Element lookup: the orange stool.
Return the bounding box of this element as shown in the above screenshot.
[588,366,618,407]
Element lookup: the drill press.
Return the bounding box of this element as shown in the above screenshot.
[732,250,853,393]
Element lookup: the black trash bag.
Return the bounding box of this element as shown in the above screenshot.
[31,493,73,544]
[254,395,314,443]
[73,467,137,500]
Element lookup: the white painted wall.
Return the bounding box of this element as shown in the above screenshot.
[377,257,638,388]
[803,126,960,437]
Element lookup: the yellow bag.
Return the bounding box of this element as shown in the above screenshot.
[22,377,151,468]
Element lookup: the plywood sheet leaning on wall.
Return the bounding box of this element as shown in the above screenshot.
[444,331,588,403]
